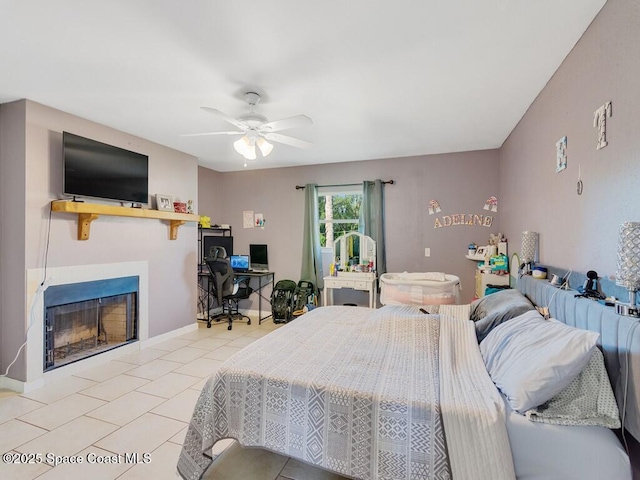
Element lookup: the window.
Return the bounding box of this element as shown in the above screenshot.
[318,191,362,249]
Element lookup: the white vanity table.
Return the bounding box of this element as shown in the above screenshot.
[323,272,378,308]
[322,232,378,308]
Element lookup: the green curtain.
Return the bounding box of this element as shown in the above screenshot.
[301,184,324,289]
[359,179,387,276]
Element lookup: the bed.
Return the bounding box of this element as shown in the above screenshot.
[177,275,639,480]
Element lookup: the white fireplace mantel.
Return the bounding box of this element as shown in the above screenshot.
[19,262,150,391]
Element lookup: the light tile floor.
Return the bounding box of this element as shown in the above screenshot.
[0,317,349,480]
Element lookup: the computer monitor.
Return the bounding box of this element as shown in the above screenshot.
[249,244,269,271]
[229,255,250,272]
[203,235,233,261]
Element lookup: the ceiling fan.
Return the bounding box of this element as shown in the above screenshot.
[182,92,313,165]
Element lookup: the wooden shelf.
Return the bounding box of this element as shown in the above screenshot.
[51,200,200,240]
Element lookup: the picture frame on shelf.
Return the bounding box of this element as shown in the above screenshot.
[173,202,187,214]
[156,194,174,212]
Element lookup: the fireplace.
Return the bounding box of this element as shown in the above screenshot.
[43,276,139,371]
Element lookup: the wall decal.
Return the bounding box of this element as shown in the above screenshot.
[593,101,612,150]
[428,199,442,215]
[483,196,498,212]
[556,136,567,172]
[434,214,493,229]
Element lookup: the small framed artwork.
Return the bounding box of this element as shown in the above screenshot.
[156,194,174,212]
[173,202,187,214]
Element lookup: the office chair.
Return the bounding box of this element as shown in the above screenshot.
[205,247,253,330]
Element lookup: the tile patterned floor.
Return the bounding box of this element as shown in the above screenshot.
[0,317,349,480]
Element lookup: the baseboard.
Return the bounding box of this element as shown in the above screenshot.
[0,375,43,394]
[143,323,198,348]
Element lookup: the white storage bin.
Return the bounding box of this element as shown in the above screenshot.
[379,272,461,306]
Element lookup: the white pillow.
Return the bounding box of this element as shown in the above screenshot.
[480,310,599,412]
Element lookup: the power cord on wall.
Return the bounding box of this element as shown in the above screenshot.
[0,206,54,379]
[532,270,572,319]
[541,270,572,319]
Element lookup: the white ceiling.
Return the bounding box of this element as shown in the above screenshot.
[0,0,606,172]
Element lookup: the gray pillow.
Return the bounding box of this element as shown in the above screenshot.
[480,312,599,412]
[471,289,534,341]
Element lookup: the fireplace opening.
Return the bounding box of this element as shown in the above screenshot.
[43,277,138,371]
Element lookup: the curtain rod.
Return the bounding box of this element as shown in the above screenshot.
[295,180,394,190]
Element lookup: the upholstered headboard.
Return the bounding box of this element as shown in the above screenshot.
[517,275,640,442]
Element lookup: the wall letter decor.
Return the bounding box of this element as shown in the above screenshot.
[556,136,567,172]
[431,198,496,228]
[434,214,493,228]
[593,101,612,150]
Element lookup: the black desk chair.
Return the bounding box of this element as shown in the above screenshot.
[205,248,253,330]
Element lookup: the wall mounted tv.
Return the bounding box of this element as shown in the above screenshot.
[63,132,149,204]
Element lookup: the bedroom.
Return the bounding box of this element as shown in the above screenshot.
[1,0,639,478]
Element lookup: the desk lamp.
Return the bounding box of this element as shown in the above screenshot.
[615,221,640,317]
[520,231,538,275]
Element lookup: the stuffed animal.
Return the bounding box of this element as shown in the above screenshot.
[489,232,505,246]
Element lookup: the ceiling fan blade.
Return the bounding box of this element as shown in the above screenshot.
[261,114,313,132]
[180,131,244,137]
[200,107,248,130]
[263,132,313,149]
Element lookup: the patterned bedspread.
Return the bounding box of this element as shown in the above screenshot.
[178,305,513,480]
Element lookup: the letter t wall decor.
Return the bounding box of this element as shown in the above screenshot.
[593,101,612,150]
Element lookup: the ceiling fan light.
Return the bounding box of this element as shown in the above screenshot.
[257,137,273,157]
[243,144,256,160]
[233,136,251,155]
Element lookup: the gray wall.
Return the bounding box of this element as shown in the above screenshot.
[198,166,224,224]
[500,1,640,470]
[0,102,27,380]
[500,0,640,278]
[0,100,199,381]
[199,149,501,306]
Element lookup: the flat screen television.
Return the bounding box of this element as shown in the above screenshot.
[63,132,149,204]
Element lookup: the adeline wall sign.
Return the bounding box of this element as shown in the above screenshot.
[430,197,497,229]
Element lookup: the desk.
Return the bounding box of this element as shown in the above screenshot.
[242,271,275,324]
[323,272,377,308]
[197,267,274,325]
